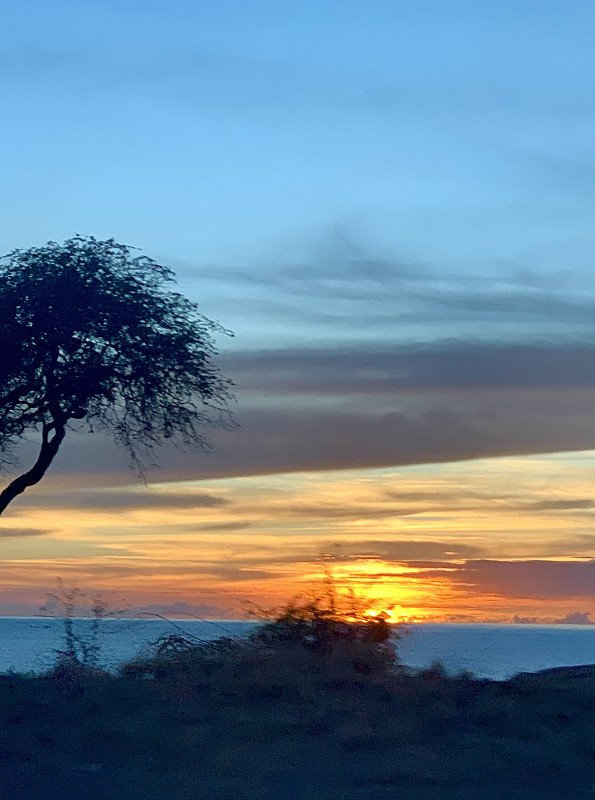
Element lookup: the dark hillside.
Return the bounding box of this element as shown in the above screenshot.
[0,638,594,800]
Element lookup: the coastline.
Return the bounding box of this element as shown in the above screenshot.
[1,618,594,680]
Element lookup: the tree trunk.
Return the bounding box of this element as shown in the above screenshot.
[0,420,65,515]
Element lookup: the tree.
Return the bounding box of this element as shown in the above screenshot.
[0,235,234,515]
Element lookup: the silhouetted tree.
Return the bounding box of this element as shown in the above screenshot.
[0,236,234,515]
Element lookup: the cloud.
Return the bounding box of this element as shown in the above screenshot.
[143,520,253,536]
[5,235,595,491]
[204,567,283,583]
[198,402,595,479]
[4,226,595,488]
[554,611,593,624]
[193,521,252,532]
[5,488,229,513]
[513,611,593,625]
[343,558,595,603]
[1,26,418,117]
[256,503,427,521]
[520,499,595,511]
[408,559,595,600]
[186,228,595,348]
[7,387,595,487]
[340,540,485,561]
[0,527,52,539]
[204,408,494,477]
[528,535,595,559]
[2,407,491,486]
[221,343,595,395]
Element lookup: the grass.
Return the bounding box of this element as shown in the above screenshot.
[1,612,594,800]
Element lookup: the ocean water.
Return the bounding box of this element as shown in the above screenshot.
[0,617,593,680]
[0,618,256,675]
[397,623,595,680]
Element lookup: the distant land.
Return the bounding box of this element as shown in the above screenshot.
[0,600,592,624]
[512,611,593,625]
[0,600,237,620]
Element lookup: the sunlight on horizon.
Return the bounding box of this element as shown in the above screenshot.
[2,450,595,622]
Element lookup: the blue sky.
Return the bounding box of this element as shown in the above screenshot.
[2,1,595,619]
[4,0,595,281]
[3,1,595,352]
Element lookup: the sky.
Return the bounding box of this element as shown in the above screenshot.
[2,0,595,622]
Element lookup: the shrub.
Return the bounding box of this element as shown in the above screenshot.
[121,570,401,685]
[246,568,400,662]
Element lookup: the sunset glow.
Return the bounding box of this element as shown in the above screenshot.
[2,2,595,625]
[2,451,595,622]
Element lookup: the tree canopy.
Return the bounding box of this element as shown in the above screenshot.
[0,236,234,515]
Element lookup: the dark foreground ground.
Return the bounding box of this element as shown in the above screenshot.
[1,643,594,800]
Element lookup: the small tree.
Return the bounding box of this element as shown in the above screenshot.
[0,235,234,514]
[40,581,126,670]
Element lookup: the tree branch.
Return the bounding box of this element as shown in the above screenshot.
[0,417,66,516]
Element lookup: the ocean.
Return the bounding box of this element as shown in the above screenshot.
[0,617,593,680]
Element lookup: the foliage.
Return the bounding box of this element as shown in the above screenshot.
[246,566,399,656]
[0,235,234,513]
[40,581,123,673]
[249,598,394,652]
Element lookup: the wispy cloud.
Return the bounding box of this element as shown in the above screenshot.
[222,343,595,395]
[518,499,595,512]
[7,489,230,512]
[185,229,595,348]
[408,559,595,599]
[340,539,485,561]
[12,396,593,486]
[0,527,52,539]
